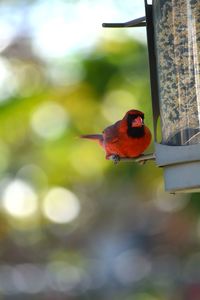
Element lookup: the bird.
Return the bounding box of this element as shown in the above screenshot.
[80,109,152,163]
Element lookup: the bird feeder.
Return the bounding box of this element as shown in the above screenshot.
[103,0,200,193]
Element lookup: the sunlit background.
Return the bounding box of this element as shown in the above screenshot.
[0,0,200,299]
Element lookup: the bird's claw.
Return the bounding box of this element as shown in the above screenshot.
[108,155,121,164]
[136,154,146,165]
[135,153,155,165]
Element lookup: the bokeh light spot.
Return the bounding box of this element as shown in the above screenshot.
[16,164,48,191]
[12,264,46,294]
[154,182,189,212]
[47,261,85,292]
[0,265,16,295]
[114,249,151,285]
[102,89,138,123]
[2,180,38,218]
[31,101,68,140]
[42,187,81,224]
[47,59,85,87]
[0,57,17,103]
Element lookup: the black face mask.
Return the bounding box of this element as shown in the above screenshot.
[127,114,145,138]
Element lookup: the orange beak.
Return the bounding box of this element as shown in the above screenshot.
[132,116,143,127]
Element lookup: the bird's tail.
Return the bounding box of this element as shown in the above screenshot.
[80,134,103,145]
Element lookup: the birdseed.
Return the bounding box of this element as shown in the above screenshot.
[153,0,200,145]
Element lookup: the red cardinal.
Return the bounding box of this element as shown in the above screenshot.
[81,109,151,162]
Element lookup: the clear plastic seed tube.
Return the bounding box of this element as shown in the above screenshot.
[153,0,200,145]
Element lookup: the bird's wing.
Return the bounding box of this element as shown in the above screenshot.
[103,121,121,144]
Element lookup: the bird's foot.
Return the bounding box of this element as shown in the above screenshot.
[135,154,146,165]
[108,154,121,164]
[134,153,156,165]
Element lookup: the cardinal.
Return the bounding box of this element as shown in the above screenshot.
[80,109,152,163]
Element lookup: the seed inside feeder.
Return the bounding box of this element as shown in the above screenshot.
[153,0,200,145]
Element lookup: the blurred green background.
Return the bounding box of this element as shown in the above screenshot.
[0,0,200,299]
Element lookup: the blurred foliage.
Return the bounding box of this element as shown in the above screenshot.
[0,1,199,300]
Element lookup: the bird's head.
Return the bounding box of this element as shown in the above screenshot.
[124,109,145,138]
[126,110,144,127]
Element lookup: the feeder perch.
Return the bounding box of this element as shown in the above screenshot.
[103,0,200,193]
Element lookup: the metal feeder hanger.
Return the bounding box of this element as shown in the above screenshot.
[103,0,200,193]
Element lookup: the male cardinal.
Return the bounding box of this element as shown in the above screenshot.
[81,109,151,163]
